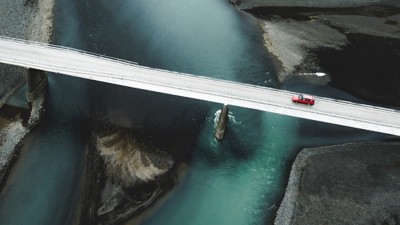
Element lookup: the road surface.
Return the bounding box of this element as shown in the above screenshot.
[0,36,399,136]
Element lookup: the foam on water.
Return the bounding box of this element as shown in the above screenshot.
[298,72,327,77]
[213,110,242,129]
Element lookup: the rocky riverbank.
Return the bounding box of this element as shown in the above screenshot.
[0,0,53,186]
[0,2,194,223]
[275,141,400,225]
[238,3,400,225]
[0,0,53,107]
[0,108,29,185]
[244,4,400,105]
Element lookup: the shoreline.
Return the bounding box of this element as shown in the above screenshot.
[0,0,54,208]
[0,0,54,107]
[243,4,400,225]
[122,163,189,225]
[275,141,400,225]
[257,15,347,82]
[76,123,191,225]
[1,2,399,225]
[246,4,400,105]
[30,0,54,43]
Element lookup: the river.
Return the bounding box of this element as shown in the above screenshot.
[0,0,386,224]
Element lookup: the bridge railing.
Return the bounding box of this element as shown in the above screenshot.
[215,86,400,129]
[1,36,399,122]
[0,36,140,68]
[316,96,399,115]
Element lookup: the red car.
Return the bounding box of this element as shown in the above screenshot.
[292,94,315,105]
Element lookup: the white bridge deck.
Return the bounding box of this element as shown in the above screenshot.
[0,37,400,136]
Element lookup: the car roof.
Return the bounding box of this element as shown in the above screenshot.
[302,94,314,99]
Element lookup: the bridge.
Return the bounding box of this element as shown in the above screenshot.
[0,36,400,136]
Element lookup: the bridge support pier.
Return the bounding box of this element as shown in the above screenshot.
[215,104,229,140]
[26,68,47,103]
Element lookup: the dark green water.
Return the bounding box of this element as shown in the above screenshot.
[0,0,386,224]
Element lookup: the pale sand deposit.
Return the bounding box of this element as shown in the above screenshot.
[261,18,347,82]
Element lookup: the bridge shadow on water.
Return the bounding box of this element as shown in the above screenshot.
[87,79,217,162]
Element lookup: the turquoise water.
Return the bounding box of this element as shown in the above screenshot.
[0,75,90,225]
[137,112,300,225]
[0,0,386,224]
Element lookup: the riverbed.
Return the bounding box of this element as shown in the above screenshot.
[0,0,390,224]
